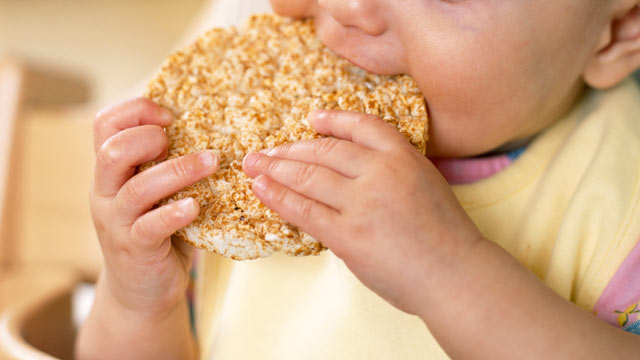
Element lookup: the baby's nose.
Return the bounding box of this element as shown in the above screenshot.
[318,0,387,36]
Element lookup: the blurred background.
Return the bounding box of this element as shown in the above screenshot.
[0,0,206,279]
[0,0,207,277]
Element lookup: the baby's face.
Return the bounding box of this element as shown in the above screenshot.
[270,0,607,157]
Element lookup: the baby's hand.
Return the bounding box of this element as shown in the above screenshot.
[91,97,218,317]
[242,110,482,315]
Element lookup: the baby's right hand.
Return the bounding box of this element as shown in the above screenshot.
[90,97,218,318]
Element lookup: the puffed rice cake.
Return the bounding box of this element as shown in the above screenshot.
[143,14,428,260]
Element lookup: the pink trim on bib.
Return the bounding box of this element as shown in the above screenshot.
[593,239,640,334]
[430,155,513,185]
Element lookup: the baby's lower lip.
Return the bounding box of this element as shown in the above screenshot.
[331,46,396,76]
[344,56,376,73]
[325,44,379,73]
[337,52,383,74]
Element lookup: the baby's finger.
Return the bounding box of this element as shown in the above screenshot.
[309,110,409,152]
[251,175,340,240]
[115,151,218,225]
[94,125,168,198]
[130,198,199,253]
[243,152,349,210]
[94,97,172,153]
[259,138,370,178]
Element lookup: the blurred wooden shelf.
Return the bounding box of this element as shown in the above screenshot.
[1,58,101,279]
[14,107,103,279]
[0,59,24,272]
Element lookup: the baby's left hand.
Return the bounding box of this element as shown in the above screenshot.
[243,110,483,315]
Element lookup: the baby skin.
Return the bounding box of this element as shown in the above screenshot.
[76,0,640,359]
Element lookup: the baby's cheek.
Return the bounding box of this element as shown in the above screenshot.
[410,41,543,156]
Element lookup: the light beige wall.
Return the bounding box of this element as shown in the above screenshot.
[0,0,206,107]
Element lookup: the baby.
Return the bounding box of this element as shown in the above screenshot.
[77,0,640,359]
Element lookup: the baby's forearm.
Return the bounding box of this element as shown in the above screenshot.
[75,272,198,360]
[416,238,640,359]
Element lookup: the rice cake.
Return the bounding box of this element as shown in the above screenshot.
[143,14,428,260]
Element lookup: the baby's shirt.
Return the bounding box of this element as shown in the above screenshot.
[450,79,640,334]
[193,78,640,359]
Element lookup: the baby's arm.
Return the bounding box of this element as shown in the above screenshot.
[75,98,218,359]
[243,110,640,359]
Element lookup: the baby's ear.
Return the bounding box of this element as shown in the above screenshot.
[584,4,640,89]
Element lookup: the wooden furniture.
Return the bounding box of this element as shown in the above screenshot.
[0,59,24,270]
[0,266,81,359]
[13,106,102,278]
[0,58,93,359]
[0,59,91,271]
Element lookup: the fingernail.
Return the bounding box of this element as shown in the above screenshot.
[259,148,277,156]
[310,110,327,121]
[253,175,268,192]
[177,197,196,216]
[161,109,174,122]
[243,152,260,168]
[199,151,217,167]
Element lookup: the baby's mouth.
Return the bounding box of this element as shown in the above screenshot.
[319,35,403,77]
[325,45,367,70]
[326,45,387,75]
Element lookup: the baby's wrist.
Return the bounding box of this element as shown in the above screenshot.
[405,233,488,318]
[98,270,186,323]
[417,235,495,320]
[80,271,195,359]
